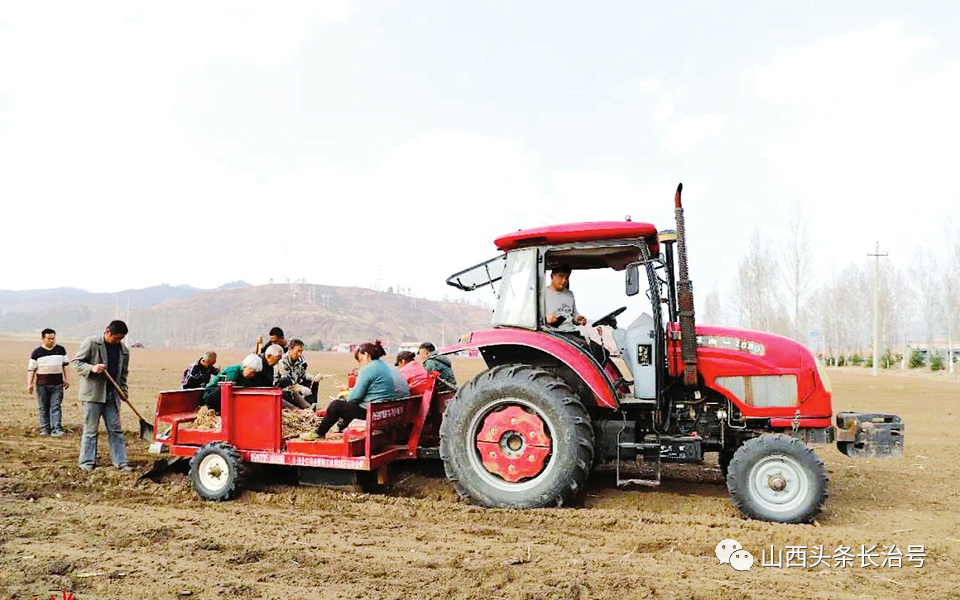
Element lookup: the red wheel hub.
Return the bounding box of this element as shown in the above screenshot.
[475,405,552,482]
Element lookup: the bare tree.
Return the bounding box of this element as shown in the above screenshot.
[915,250,943,350]
[734,228,786,334]
[815,262,871,360]
[945,220,960,372]
[702,282,723,326]
[869,259,909,367]
[881,262,911,364]
[779,202,815,340]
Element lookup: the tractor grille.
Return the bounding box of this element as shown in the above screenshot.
[715,375,798,407]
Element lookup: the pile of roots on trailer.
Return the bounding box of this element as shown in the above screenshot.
[181,407,325,440]
[282,408,322,439]
[184,406,221,431]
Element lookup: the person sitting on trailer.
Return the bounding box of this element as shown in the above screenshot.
[396,351,431,396]
[255,327,288,355]
[201,354,262,413]
[315,341,397,438]
[417,342,457,391]
[181,351,220,389]
[387,362,410,398]
[257,344,284,388]
[275,339,325,409]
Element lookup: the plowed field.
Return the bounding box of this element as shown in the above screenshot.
[1,340,958,599]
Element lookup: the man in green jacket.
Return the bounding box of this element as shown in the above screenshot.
[202,354,263,413]
[72,320,131,471]
[417,342,457,391]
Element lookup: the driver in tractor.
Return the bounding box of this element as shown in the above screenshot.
[544,263,608,364]
[544,263,587,332]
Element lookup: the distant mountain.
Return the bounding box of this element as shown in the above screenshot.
[0,284,199,312]
[0,283,492,349]
[0,284,202,336]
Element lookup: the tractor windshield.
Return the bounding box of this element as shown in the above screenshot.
[492,247,538,329]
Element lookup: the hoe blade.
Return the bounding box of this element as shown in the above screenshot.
[139,419,155,442]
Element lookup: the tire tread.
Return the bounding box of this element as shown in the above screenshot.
[440,364,594,508]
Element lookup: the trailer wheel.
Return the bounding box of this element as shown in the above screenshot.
[189,442,245,501]
[726,434,827,523]
[440,364,594,508]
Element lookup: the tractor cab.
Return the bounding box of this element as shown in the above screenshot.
[446,220,666,403]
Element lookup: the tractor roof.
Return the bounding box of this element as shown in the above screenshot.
[494,221,659,253]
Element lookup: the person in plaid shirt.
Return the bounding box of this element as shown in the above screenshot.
[181,351,220,389]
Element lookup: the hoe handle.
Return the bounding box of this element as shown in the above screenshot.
[102,370,148,422]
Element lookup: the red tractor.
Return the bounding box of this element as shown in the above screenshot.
[438,184,903,523]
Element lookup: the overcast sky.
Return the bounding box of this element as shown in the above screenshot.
[2,2,958,321]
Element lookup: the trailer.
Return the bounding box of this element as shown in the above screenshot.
[148,373,454,499]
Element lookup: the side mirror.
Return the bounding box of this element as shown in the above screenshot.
[626,265,640,297]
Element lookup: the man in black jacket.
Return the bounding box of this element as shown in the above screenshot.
[181,351,219,389]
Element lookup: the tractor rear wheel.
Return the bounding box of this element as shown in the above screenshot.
[440,364,594,508]
[726,434,828,523]
[189,442,246,501]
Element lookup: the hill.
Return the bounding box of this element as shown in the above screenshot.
[0,284,204,338]
[0,283,491,349]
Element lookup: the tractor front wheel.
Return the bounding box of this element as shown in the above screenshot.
[440,364,594,508]
[718,448,735,480]
[189,442,246,501]
[726,434,828,523]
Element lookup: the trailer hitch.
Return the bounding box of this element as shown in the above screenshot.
[835,412,904,458]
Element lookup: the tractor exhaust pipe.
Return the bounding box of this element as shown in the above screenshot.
[674,183,698,387]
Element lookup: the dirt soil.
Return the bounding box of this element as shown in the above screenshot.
[1,340,959,599]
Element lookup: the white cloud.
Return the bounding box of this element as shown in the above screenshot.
[635,81,726,154]
[752,20,960,265]
[663,114,727,154]
[335,130,548,297]
[754,21,932,108]
[0,2,355,291]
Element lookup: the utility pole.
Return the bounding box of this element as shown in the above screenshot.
[947,226,955,374]
[869,242,888,376]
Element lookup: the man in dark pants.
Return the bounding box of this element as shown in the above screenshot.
[72,320,132,472]
[26,328,70,437]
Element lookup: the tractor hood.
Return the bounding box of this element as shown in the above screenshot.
[692,325,809,370]
[671,324,833,424]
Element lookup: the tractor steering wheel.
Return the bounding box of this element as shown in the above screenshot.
[591,306,627,328]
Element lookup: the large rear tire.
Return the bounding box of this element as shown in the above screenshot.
[726,434,828,523]
[440,364,594,508]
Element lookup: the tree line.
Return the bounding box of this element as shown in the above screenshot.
[700,204,959,368]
